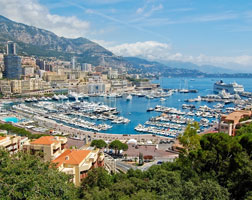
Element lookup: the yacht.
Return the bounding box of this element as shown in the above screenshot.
[68,91,81,101]
[107,93,116,98]
[52,94,60,101]
[213,80,244,94]
[126,95,132,101]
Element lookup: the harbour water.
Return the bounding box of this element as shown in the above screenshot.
[85,77,252,135]
[5,77,252,136]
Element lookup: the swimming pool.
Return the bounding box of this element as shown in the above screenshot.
[2,117,19,123]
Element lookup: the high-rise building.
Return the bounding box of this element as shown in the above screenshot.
[7,41,16,55]
[81,63,92,72]
[36,59,46,70]
[71,56,76,70]
[3,42,22,79]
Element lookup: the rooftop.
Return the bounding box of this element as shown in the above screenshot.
[224,110,252,124]
[52,149,91,167]
[30,136,63,145]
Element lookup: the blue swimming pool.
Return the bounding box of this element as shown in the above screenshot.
[3,117,19,123]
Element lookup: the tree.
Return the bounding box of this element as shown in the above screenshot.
[236,122,252,136]
[0,149,78,200]
[178,122,201,154]
[109,140,128,155]
[90,139,107,149]
[80,168,112,192]
[182,179,230,200]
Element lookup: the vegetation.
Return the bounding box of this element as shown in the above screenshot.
[79,127,252,200]
[239,116,251,122]
[0,150,78,199]
[0,122,252,199]
[126,77,149,83]
[178,122,201,154]
[0,123,52,139]
[109,140,128,155]
[91,139,107,149]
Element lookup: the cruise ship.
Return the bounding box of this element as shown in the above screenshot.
[213,80,244,94]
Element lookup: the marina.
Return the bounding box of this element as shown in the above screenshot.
[1,77,252,138]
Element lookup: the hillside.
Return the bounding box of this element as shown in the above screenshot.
[125,57,205,77]
[0,15,127,67]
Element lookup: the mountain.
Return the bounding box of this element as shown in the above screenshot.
[0,15,128,67]
[124,57,205,77]
[160,60,238,74]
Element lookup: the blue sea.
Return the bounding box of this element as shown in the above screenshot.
[84,77,252,135]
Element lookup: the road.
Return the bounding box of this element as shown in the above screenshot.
[115,157,175,172]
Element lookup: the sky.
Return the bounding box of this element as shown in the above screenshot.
[0,0,252,72]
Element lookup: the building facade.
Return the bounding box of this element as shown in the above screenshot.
[3,55,22,79]
[3,42,22,79]
[219,110,252,136]
[0,135,23,154]
[88,83,105,94]
[52,149,104,186]
[23,136,67,162]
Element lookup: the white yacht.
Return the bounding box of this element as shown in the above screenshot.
[52,94,60,101]
[126,94,132,101]
[68,91,81,101]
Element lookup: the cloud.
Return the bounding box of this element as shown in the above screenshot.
[134,1,163,22]
[69,1,169,41]
[0,0,90,38]
[109,41,172,59]
[136,12,238,27]
[92,39,116,47]
[109,41,252,71]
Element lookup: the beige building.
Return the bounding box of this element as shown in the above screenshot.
[43,71,67,82]
[11,80,22,94]
[0,135,22,154]
[22,57,36,66]
[0,80,11,95]
[23,136,67,162]
[20,78,51,93]
[22,66,35,77]
[219,110,252,136]
[52,148,104,186]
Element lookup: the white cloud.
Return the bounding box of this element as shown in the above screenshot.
[109,41,252,71]
[92,39,116,47]
[0,0,90,38]
[109,41,171,59]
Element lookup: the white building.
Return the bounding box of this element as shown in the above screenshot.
[81,63,92,72]
[88,83,105,94]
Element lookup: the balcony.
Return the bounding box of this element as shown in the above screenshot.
[79,161,92,172]
[98,153,104,162]
[62,168,74,175]
[89,152,98,163]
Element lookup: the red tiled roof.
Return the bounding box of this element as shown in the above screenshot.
[30,136,59,145]
[52,149,91,167]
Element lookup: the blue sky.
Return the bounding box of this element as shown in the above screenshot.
[1,0,252,71]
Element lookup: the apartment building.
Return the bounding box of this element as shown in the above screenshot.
[43,71,67,82]
[11,80,22,94]
[52,148,104,186]
[23,136,67,162]
[0,135,23,154]
[219,110,252,136]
